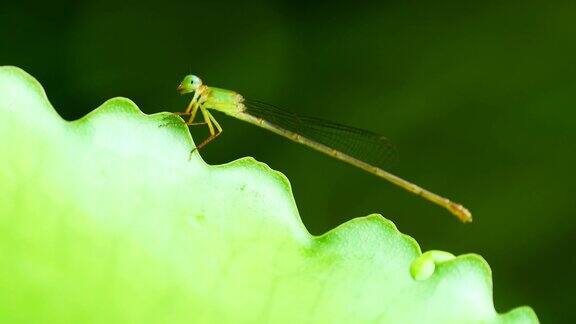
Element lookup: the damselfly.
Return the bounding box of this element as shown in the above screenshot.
[170,75,472,222]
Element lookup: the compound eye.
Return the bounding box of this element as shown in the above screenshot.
[191,75,202,86]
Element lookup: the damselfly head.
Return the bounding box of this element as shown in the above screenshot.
[177,74,203,94]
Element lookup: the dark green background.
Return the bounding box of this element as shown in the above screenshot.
[2,0,574,321]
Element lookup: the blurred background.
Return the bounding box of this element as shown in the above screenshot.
[2,0,575,320]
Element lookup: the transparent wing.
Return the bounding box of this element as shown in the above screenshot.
[244,99,398,169]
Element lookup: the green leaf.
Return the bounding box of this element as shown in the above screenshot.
[0,66,537,323]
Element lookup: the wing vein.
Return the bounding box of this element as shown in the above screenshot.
[244,99,398,169]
